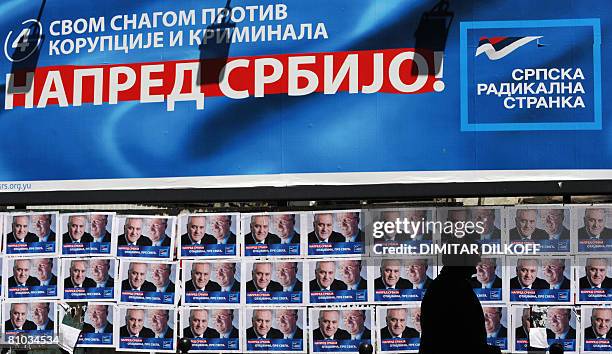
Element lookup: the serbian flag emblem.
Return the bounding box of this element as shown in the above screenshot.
[475,36,542,60]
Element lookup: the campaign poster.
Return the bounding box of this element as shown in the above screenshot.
[581,306,612,353]
[576,256,612,303]
[180,306,242,353]
[483,306,509,352]
[366,208,436,256]
[65,302,115,348]
[309,307,374,354]
[60,258,117,301]
[182,259,241,305]
[507,256,573,304]
[118,260,178,306]
[369,257,437,303]
[506,206,573,253]
[2,301,57,343]
[437,207,504,245]
[470,256,505,303]
[114,215,176,260]
[178,213,240,258]
[4,257,59,300]
[308,258,368,304]
[376,305,422,353]
[60,212,115,256]
[3,212,59,256]
[307,210,364,257]
[241,212,304,257]
[511,306,579,353]
[244,307,306,353]
[115,305,176,352]
[244,260,306,304]
[574,206,612,252]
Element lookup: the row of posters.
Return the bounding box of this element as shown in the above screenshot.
[1,302,611,353]
[3,206,612,259]
[0,255,609,304]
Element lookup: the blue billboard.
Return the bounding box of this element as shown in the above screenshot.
[0,0,609,191]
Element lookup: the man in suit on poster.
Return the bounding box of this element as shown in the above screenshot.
[274,214,300,244]
[6,215,37,243]
[380,308,420,339]
[584,308,612,339]
[185,262,221,292]
[579,208,612,240]
[82,304,113,334]
[509,209,547,241]
[121,262,156,292]
[375,259,411,290]
[64,260,96,288]
[183,309,219,339]
[210,215,236,245]
[313,310,350,340]
[308,213,344,243]
[510,259,549,289]
[246,309,283,339]
[470,258,502,289]
[118,218,152,246]
[33,214,56,243]
[90,214,112,243]
[310,261,347,291]
[4,303,36,330]
[245,215,281,245]
[181,216,215,245]
[8,259,40,287]
[580,258,612,289]
[246,262,282,292]
[62,215,93,244]
[120,309,154,338]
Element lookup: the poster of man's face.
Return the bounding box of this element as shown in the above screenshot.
[178,213,240,258]
[469,257,505,302]
[4,212,59,256]
[115,215,176,260]
[2,302,56,340]
[245,307,306,353]
[575,207,612,253]
[376,306,422,353]
[582,306,612,352]
[370,257,437,303]
[309,259,368,304]
[511,306,578,353]
[119,261,177,306]
[180,307,241,352]
[61,258,117,301]
[62,302,116,347]
[60,212,115,256]
[182,260,241,305]
[309,307,373,354]
[508,257,573,304]
[507,207,572,253]
[576,256,612,303]
[245,260,305,304]
[115,306,176,352]
[307,210,363,256]
[242,213,303,257]
[4,257,59,299]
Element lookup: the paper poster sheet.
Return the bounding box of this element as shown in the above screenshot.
[178,213,240,258]
[114,215,176,260]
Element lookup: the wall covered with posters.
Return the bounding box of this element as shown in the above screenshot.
[0,205,611,353]
[0,0,610,192]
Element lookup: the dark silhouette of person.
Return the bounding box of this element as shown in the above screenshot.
[418,240,501,354]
